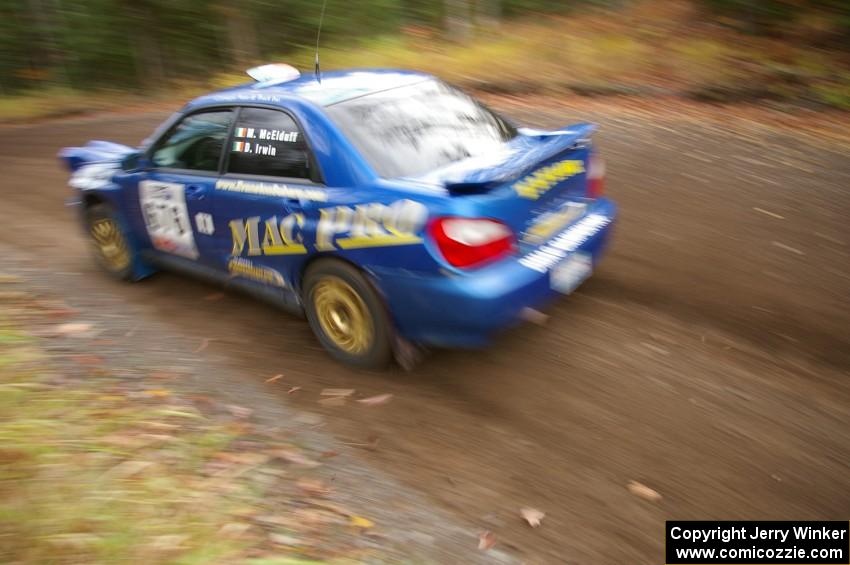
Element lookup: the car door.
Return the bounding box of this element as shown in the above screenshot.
[140,108,233,264]
[213,106,326,290]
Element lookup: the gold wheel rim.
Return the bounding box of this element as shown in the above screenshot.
[90,218,131,272]
[312,277,374,355]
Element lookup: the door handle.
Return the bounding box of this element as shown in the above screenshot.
[284,197,303,210]
[185,184,206,200]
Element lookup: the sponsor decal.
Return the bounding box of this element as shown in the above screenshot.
[232,141,276,156]
[519,213,609,273]
[215,179,326,202]
[257,129,298,142]
[139,180,199,259]
[200,92,287,105]
[315,199,428,251]
[195,212,214,235]
[523,201,587,245]
[227,257,286,287]
[229,213,307,256]
[513,159,585,200]
[235,126,298,143]
[226,200,429,257]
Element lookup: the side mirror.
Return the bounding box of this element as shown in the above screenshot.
[120,151,147,172]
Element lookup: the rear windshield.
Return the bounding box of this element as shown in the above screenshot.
[325,79,517,179]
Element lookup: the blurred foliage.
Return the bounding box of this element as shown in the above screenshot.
[701,0,850,38]
[0,0,848,112]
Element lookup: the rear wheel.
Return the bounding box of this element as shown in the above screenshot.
[303,260,392,369]
[85,203,135,281]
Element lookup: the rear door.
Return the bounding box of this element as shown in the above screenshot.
[212,106,326,290]
[140,108,233,263]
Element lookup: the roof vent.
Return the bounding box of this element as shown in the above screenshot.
[247,64,301,88]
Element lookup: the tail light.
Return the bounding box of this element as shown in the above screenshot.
[429,217,516,269]
[587,154,605,199]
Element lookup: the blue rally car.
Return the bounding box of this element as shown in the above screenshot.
[61,64,616,369]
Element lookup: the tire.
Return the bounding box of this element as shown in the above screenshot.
[303,260,393,370]
[84,203,138,281]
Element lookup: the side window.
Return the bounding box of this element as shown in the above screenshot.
[227,108,314,180]
[151,109,232,172]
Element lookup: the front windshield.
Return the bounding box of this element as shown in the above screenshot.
[325,79,517,178]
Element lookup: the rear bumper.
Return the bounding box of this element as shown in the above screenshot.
[373,198,617,347]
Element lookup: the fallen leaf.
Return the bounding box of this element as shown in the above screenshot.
[627,481,662,502]
[193,338,210,353]
[356,393,393,406]
[306,500,354,517]
[267,447,320,467]
[226,404,253,419]
[478,531,496,551]
[218,522,251,538]
[36,299,78,318]
[55,322,93,336]
[287,386,301,394]
[71,354,104,366]
[214,452,270,466]
[149,534,188,551]
[265,373,284,383]
[144,389,172,398]
[641,342,670,356]
[106,460,154,478]
[753,207,784,220]
[46,533,101,548]
[204,292,225,301]
[296,478,330,497]
[350,515,374,528]
[269,533,302,546]
[294,412,323,425]
[321,388,355,397]
[521,507,545,528]
[772,241,805,256]
[294,508,343,526]
[319,396,346,407]
[97,395,125,402]
[320,450,339,459]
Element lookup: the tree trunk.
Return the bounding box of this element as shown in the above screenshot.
[476,0,501,30]
[124,1,166,88]
[444,0,472,43]
[214,1,260,70]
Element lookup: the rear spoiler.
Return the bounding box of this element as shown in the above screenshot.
[424,123,596,194]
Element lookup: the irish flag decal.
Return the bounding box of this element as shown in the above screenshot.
[234,127,255,138]
[233,141,250,153]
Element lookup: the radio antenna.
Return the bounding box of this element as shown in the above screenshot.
[314,0,328,84]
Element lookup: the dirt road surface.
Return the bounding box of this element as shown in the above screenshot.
[1,101,848,564]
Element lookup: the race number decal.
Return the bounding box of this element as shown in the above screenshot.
[139,180,199,259]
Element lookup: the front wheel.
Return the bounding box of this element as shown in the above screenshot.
[303,260,393,370]
[84,203,140,281]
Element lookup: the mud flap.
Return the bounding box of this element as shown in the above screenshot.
[393,335,427,372]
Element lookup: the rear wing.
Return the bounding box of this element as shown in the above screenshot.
[420,123,597,194]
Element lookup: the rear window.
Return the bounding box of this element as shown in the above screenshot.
[325,79,517,179]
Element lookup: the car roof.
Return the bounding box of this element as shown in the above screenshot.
[187,68,432,109]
